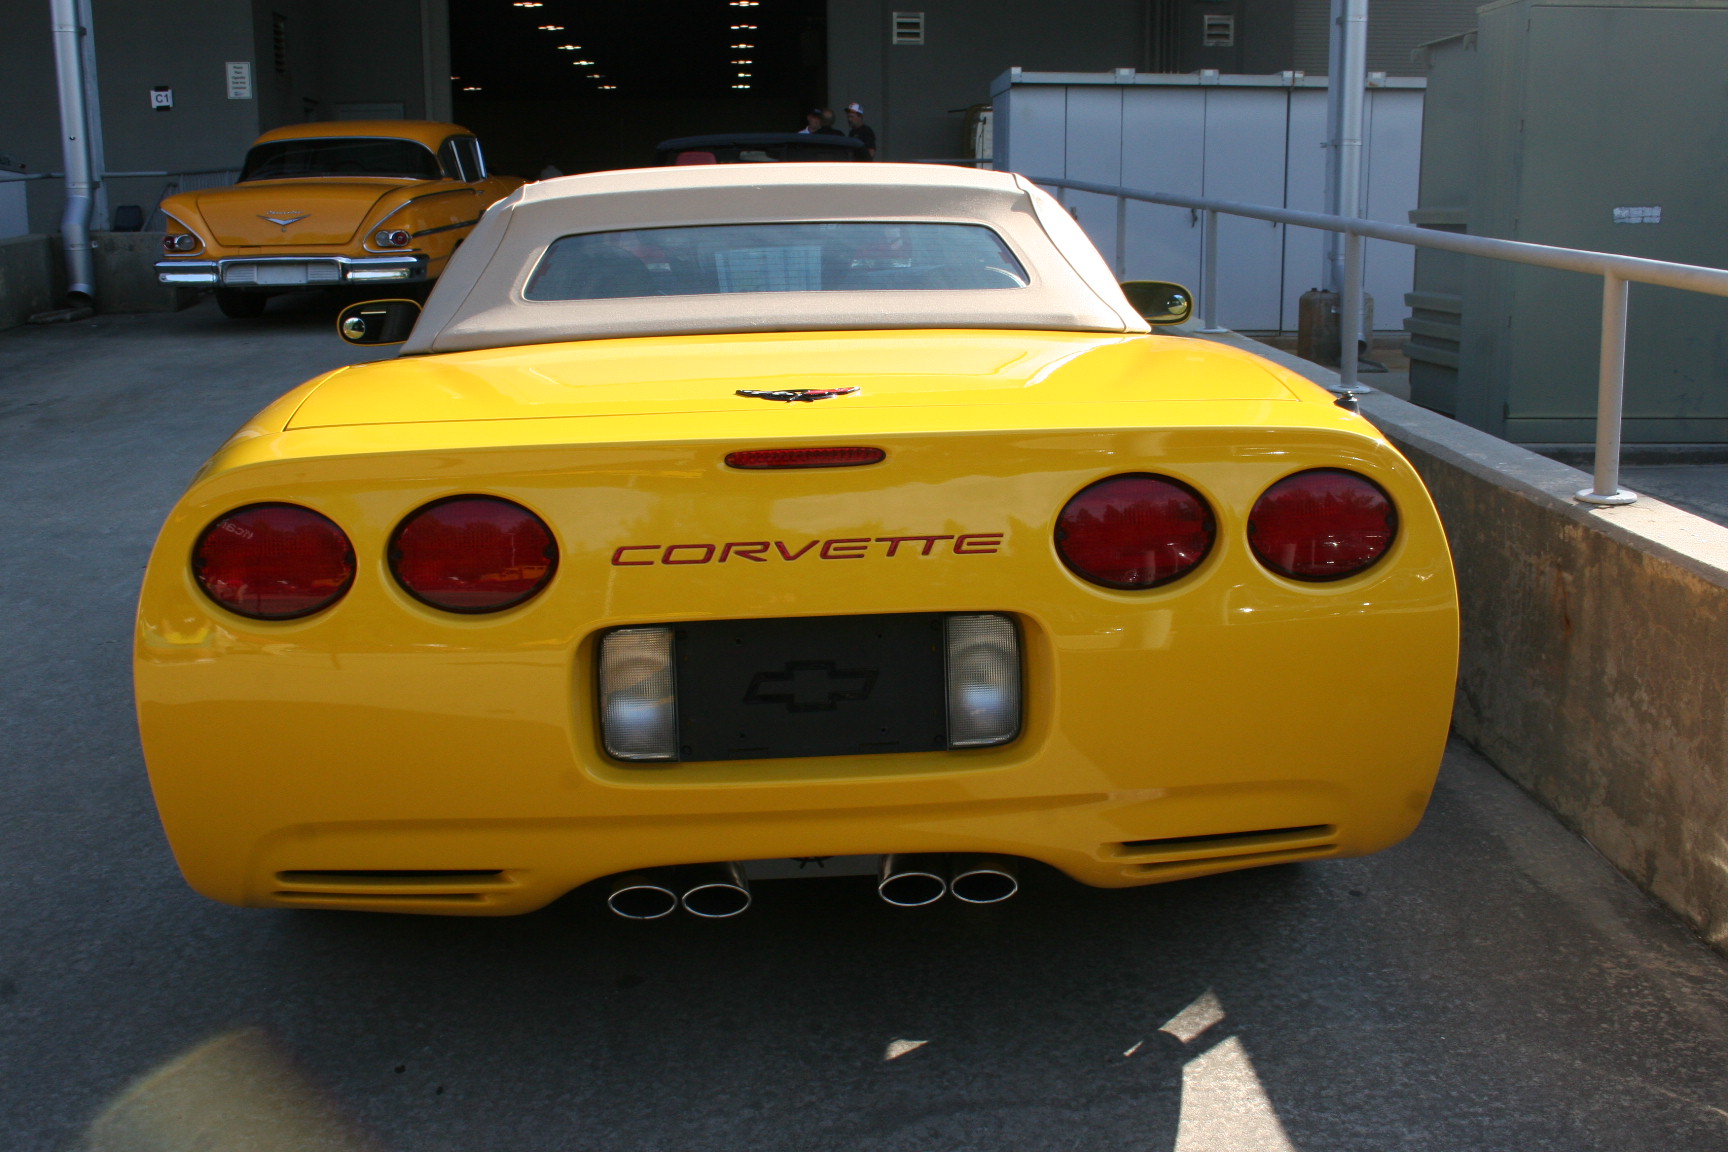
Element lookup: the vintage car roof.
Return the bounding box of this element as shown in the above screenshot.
[401,163,1150,355]
[252,120,469,148]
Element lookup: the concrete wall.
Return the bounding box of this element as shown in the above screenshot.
[1215,330,1728,955]
[1,1,446,235]
[0,235,62,330]
[0,232,194,328]
[824,0,1477,161]
[826,0,1149,160]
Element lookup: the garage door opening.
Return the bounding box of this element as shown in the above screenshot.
[449,0,827,178]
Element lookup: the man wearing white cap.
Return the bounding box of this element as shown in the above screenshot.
[845,102,876,160]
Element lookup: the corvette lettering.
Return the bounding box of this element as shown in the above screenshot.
[611,533,1004,566]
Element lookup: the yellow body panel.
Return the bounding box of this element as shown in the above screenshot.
[158,120,521,278]
[136,330,1459,914]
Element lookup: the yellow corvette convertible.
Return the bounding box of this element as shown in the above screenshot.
[135,164,1458,917]
[154,120,521,318]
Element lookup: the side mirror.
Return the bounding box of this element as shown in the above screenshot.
[336,299,421,346]
[1119,281,1193,326]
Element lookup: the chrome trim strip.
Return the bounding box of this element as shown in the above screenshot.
[410,218,480,239]
[156,254,426,285]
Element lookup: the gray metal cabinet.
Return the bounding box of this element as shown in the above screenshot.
[1409,0,1728,443]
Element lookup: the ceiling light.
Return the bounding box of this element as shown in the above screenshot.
[731,84,751,89]
[731,24,757,29]
[736,72,752,77]
[598,84,617,90]
[537,24,563,29]
[731,43,754,48]
[556,44,579,50]
[573,59,594,64]
[462,86,481,91]
[511,2,542,6]
[731,59,752,64]
[586,73,602,78]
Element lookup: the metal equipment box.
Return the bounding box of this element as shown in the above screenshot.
[1406,0,1728,444]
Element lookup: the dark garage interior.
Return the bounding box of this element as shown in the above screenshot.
[449,0,828,177]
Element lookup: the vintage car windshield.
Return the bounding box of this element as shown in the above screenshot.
[239,138,442,182]
[524,222,1029,300]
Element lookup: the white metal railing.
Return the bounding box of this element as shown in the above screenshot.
[1035,175,1728,506]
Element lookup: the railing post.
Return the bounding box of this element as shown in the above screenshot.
[1576,273,1638,505]
[1198,209,1226,333]
[1115,194,1127,278]
[1339,229,1365,393]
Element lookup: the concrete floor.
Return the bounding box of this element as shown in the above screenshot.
[1618,465,1728,529]
[5,298,1728,1151]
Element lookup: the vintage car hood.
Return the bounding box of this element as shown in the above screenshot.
[186,180,413,246]
[285,330,1302,430]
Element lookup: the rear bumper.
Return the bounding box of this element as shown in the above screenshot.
[136,422,1459,915]
[156,254,429,287]
[241,798,1363,915]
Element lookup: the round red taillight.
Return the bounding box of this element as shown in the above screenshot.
[163,232,199,253]
[1248,469,1398,581]
[1054,474,1216,590]
[192,503,355,620]
[390,496,558,613]
[374,228,411,248]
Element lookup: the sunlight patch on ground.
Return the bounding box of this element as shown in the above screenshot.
[84,1028,377,1152]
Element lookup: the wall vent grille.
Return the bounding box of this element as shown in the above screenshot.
[892,11,925,44]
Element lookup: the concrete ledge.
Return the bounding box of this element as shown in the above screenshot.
[0,234,60,330]
[0,233,195,331]
[91,232,199,315]
[1204,329,1728,954]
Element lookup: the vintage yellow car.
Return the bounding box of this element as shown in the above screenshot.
[135,164,1458,918]
[153,120,521,318]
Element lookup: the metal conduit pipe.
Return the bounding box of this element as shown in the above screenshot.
[1334,0,1370,394]
[49,0,96,302]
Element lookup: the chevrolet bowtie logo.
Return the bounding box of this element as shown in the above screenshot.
[744,661,877,712]
[736,387,860,403]
[258,212,309,229]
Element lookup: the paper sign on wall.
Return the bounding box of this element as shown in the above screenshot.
[1612,206,1662,224]
[226,61,253,100]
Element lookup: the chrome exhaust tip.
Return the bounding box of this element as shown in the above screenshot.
[949,855,1020,904]
[878,853,948,907]
[680,862,752,919]
[606,870,680,920]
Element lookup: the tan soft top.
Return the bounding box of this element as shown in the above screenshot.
[401,163,1149,354]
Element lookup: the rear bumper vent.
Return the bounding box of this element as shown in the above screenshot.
[1111,825,1338,878]
[271,869,514,907]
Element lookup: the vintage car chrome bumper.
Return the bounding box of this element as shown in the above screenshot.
[156,255,429,287]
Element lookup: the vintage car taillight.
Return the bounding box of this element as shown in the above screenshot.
[390,496,558,612]
[192,503,355,620]
[1055,474,1215,590]
[163,232,200,253]
[1248,468,1397,581]
[374,228,411,248]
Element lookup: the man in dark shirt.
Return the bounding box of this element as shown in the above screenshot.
[845,103,877,160]
[799,108,843,136]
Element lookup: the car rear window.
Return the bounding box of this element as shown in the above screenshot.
[240,138,442,182]
[523,222,1029,300]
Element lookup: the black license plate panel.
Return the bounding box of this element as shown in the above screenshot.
[673,613,948,762]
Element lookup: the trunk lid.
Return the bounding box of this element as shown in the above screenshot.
[285,330,1300,430]
[192,180,408,246]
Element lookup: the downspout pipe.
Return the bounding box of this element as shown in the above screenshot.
[50,0,96,302]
